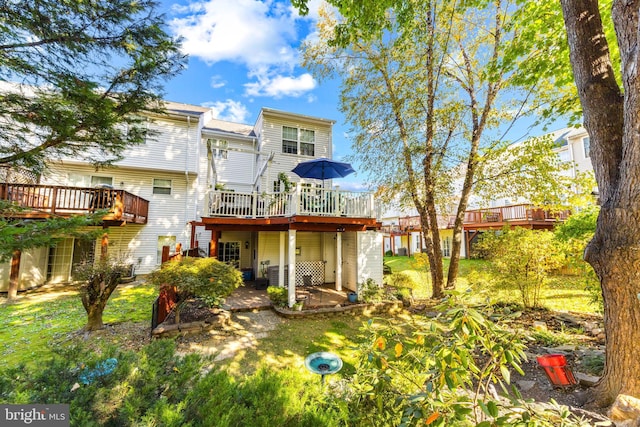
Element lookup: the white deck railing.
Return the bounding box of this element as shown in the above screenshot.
[207,187,376,219]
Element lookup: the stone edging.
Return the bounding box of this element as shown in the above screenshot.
[273,301,404,319]
[151,310,231,338]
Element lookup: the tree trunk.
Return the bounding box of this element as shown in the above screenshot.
[85,305,105,331]
[561,0,640,404]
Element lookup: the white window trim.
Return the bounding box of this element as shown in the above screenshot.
[152,178,172,195]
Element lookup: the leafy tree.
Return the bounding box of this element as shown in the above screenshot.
[75,257,130,331]
[301,0,579,299]
[0,0,185,172]
[558,0,640,404]
[478,227,564,309]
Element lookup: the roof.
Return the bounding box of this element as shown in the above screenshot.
[260,107,336,125]
[163,101,211,117]
[203,118,256,138]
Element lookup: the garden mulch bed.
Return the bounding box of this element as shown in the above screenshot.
[163,298,225,325]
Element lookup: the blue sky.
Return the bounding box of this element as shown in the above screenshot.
[157,0,366,187]
[157,0,558,192]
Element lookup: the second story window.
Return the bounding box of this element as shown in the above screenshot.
[583,137,590,158]
[282,126,315,156]
[91,176,113,187]
[153,178,172,195]
[209,139,228,159]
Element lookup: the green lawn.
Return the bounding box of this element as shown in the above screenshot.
[0,283,156,369]
[384,255,597,314]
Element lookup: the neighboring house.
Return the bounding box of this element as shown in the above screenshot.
[379,126,593,258]
[1,101,383,306]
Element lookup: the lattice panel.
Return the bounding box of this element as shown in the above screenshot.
[267,261,325,287]
[295,261,325,287]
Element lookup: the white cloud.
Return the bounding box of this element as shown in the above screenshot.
[169,0,300,70]
[244,72,316,98]
[210,75,226,89]
[201,99,250,122]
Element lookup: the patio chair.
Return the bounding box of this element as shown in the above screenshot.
[303,275,322,304]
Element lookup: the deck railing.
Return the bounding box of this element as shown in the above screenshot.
[463,204,570,225]
[0,183,149,224]
[207,187,376,219]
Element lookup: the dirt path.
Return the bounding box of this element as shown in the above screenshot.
[175,310,282,361]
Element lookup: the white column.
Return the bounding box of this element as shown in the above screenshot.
[279,231,285,287]
[288,229,297,307]
[335,232,342,291]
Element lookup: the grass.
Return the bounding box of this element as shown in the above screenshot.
[384,255,597,314]
[0,283,156,369]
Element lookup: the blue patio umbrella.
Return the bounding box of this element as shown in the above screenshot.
[291,158,355,181]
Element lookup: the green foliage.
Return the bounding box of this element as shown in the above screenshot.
[0,0,185,172]
[338,290,589,426]
[0,340,348,426]
[477,227,565,308]
[384,271,417,290]
[358,278,384,303]
[267,286,288,307]
[147,257,243,307]
[554,207,602,312]
[0,201,105,262]
[385,250,393,257]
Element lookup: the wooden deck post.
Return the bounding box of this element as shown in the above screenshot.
[101,233,109,260]
[209,231,220,258]
[8,249,21,300]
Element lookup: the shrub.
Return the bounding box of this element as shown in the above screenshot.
[267,286,288,307]
[554,206,602,312]
[477,227,564,308]
[385,250,393,257]
[147,257,243,306]
[358,278,384,303]
[335,291,590,426]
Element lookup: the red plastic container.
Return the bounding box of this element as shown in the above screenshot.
[536,354,578,387]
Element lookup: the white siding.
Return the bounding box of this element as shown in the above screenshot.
[257,114,333,191]
[0,247,48,291]
[358,231,383,287]
[342,232,358,291]
[117,117,200,174]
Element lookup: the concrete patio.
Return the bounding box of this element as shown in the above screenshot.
[223,281,350,312]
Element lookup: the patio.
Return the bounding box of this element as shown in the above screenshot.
[223,281,349,312]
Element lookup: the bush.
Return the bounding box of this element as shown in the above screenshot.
[477,227,564,308]
[147,257,243,306]
[267,286,288,307]
[336,291,590,426]
[358,278,384,303]
[385,250,393,257]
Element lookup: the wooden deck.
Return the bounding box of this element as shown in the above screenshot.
[0,183,149,224]
[462,204,570,230]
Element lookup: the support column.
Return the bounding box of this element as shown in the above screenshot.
[100,233,109,260]
[279,231,285,287]
[335,232,342,291]
[287,229,296,307]
[8,249,21,300]
[209,231,220,258]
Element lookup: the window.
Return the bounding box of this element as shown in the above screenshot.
[157,236,176,264]
[300,128,315,156]
[218,241,240,268]
[91,176,113,187]
[442,237,451,257]
[557,149,571,163]
[153,178,172,195]
[273,180,282,192]
[282,126,298,154]
[208,138,228,159]
[282,126,315,156]
[583,137,590,158]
